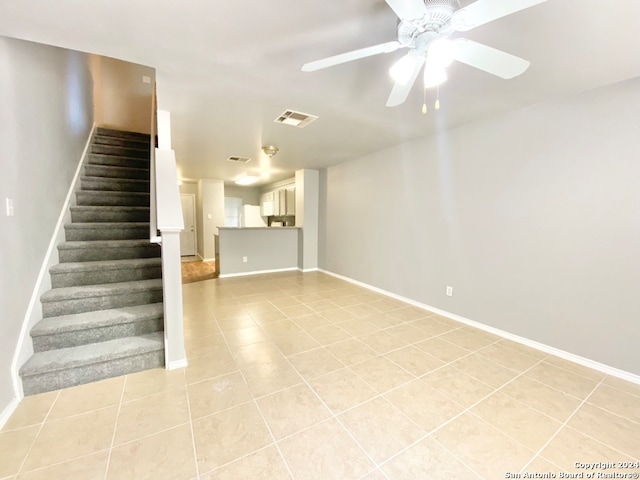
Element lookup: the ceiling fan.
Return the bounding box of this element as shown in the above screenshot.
[301,0,547,107]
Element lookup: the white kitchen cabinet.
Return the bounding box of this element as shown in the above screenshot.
[260,185,295,216]
[285,188,295,215]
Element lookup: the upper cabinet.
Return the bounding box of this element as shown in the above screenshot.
[260,185,295,216]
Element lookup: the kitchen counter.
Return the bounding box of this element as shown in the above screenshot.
[215,227,300,277]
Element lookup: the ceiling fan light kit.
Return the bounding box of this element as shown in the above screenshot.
[302,0,547,108]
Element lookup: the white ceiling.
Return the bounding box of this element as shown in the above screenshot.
[1,0,639,186]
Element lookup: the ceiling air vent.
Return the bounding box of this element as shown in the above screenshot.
[227,156,251,163]
[274,109,318,128]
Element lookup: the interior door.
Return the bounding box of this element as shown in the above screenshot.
[180,194,197,256]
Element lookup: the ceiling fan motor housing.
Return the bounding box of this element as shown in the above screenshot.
[398,0,460,48]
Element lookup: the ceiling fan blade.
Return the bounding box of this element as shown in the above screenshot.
[384,0,427,21]
[452,0,547,32]
[386,56,424,107]
[451,38,530,79]
[302,41,401,72]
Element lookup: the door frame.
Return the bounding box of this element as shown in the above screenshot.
[180,193,197,256]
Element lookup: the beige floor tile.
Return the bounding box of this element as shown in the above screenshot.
[410,317,458,337]
[292,313,331,331]
[114,387,190,445]
[17,451,108,480]
[334,318,379,336]
[231,341,284,368]
[242,301,276,314]
[544,356,606,381]
[288,347,345,379]
[476,342,542,372]
[339,397,425,463]
[602,375,640,397]
[185,351,238,385]
[280,304,315,318]
[358,331,410,355]
[193,402,272,473]
[587,384,640,423]
[471,392,562,451]
[307,299,340,313]
[368,298,407,312]
[366,313,405,329]
[268,296,302,309]
[270,331,321,356]
[0,425,39,477]
[123,367,185,402]
[494,338,548,360]
[187,371,252,420]
[350,356,415,393]
[47,376,124,420]
[521,456,561,476]
[359,469,389,480]
[567,403,640,459]
[2,392,57,431]
[325,338,379,366]
[200,445,291,480]
[260,319,304,338]
[307,324,351,345]
[452,353,520,388]
[250,309,288,324]
[439,327,499,351]
[541,426,637,472]
[256,384,331,439]
[294,293,325,304]
[384,379,465,432]
[309,368,377,414]
[422,365,494,408]
[185,333,232,358]
[235,293,268,304]
[216,315,258,332]
[414,337,470,363]
[385,346,444,377]
[382,437,482,480]
[343,304,380,318]
[278,419,374,480]
[107,424,197,480]
[211,305,246,319]
[183,319,221,338]
[241,359,303,397]
[525,362,599,399]
[500,375,582,422]
[387,307,430,322]
[22,407,117,471]
[223,326,269,348]
[319,308,358,322]
[330,295,363,308]
[433,412,535,479]
[384,324,433,344]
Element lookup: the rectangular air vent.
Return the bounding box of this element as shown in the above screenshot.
[274,109,318,128]
[227,156,251,163]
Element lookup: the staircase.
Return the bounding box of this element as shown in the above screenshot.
[20,128,165,396]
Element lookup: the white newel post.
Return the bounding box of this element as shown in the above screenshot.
[155,148,187,369]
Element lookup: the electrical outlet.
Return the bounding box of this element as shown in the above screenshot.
[142,75,151,84]
[242,256,248,263]
[6,198,14,216]
[446,286,453,297]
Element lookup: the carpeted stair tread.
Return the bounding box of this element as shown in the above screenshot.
[96,127,150,141]
[41,278,163,303]
[64,222,149,241]
[20,332,164,376]
[50,257,161,274]
[92,135,150,150]
[88,154,149,169]
[59,239,159,250]
[31,303,164,337]
[70,206,150,223]
[84,164,149,180]
[91,144,149,159]
[81,176,150,192]
[75,190,150,207]
[49,257,162,287]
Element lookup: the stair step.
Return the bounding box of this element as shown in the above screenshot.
[96,127,151,141]
[64,222,149,241]
[20,332,164,395]
[58,239,160,263]
[88,153,148,169]
[31,303,164,352]
[41,278,163,317]
[92,135,151,150]
[91,144,149,159]
[80,176,150,193]
[50,257,162,288]
[76,190,150,207]
[70,206,150,223]
[84,164,149,181]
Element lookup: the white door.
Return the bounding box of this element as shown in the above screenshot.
[180,194,197,256]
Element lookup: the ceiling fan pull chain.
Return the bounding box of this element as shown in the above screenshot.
[435,86,441,110]
[422,88,428,114]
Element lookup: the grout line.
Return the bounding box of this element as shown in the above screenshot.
[103,375,127,480]
[14,390,61,476]
[183,374,201,479]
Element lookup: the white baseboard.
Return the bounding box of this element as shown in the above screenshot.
[10,124,97,400]
[219,267,298,279]
[0,397,20,431]
[167,359,188,370]
[319,269,640,386]
[298,267,319,273]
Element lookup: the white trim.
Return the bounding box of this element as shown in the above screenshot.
[219,267,298,279]
[0,397,20,431]
[319,268,640,385]
[167,359,189,370]
[298,267,319,273]
[10,124,97,400]
[200,257,215,262]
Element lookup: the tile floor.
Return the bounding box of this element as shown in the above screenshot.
[2,271,639,479]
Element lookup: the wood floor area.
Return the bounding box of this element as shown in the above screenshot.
[181,259,217,284]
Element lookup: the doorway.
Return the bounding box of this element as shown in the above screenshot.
[180,194,197,256]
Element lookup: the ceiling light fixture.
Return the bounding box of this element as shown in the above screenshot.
[235,175,260,186]
[389,50,421,85]
[261,145,279,158]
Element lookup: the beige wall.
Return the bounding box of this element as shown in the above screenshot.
[91,56,154,134]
